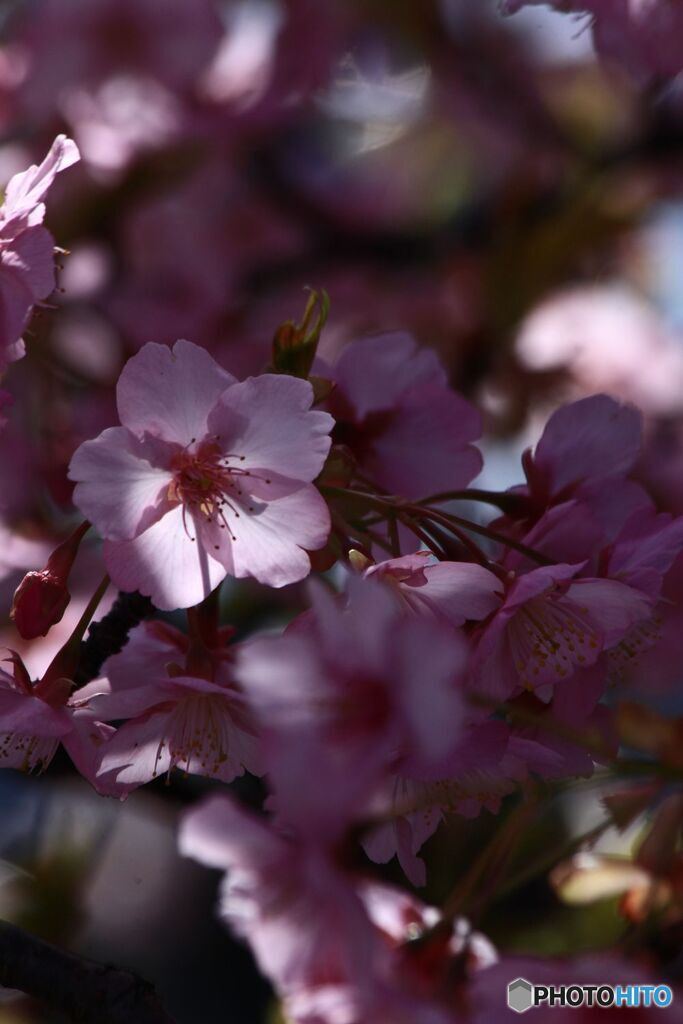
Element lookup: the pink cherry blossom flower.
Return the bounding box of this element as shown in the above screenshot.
[0,652,113,789]
[504,394,650,542]
[364,553,503,625]
[179,794,381,1013]
[235,576,469,840]
[69,339,334,609]
[362,720,512,885]
[324,331,482,498]
[80,620,262,791]
[180,795,495,1024]
[0,134,79,368]
[471,562,652,703]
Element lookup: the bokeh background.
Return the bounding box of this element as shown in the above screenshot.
[2,1,683,1020]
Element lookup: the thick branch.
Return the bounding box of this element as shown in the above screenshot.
[72,590,154,688]
[0,919,176,1024]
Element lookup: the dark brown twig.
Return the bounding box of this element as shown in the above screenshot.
[0,918,177,1024]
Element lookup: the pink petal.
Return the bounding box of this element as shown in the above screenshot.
[208,485,330,588]
[97,709,173,786]
[363,382,482,497]
[0,691,71,737]
[3,226,56,300]
[534,394,642,494]
[567,578,653,646]
[179,793,284,871]
[104,503,227,610]
[2,135,80,230]
[332,331,445,419]
[97,621,187,692]
[207,373,333,483]
[0,261,33,360]
[69,426,172,541]
[408,561,503,625]
[116,339,236,444]
[76,680,173,720]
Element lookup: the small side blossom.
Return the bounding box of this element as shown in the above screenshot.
[82,620,262,791]
[471,562,653,703]
[505,395,650,541]
[0,134,80,367]
[323,331,482,498]
[69,339,334,609]
[363,553,503,625]
[0,651,113,789]
[362,720,512,886]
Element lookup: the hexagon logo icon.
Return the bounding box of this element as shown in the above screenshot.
[508,978,533,1014]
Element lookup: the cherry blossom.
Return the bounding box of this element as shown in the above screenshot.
[180,794,497,1024]
[81,620,261,790]
[471,562,652,702]
[503,394,651,543]
[235,576,470,839]
[363,552,503,625]
[323,332,482,498]
[69,339,334,609]
[0,651,112,788]
[0,134,80,367]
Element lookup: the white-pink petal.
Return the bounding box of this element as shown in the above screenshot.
[207,373,333,482]
[116,339,236,444]
[217,485,330,588]
[69,426,171,541]
[104,503,227,610]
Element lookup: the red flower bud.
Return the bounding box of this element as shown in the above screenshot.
[10,521,89,640]
[11,569,71,640]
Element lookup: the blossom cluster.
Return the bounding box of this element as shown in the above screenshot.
[1,1,683,1020]
[3,266,683,1016]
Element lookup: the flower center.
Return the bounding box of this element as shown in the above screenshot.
[168,439,270,544]
[507,593,600,690]
[151,693,235,780]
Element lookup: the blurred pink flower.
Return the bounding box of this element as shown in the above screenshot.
[69,340,334,609]
[14,0,222,117]
[179,794,381,1013]
[325,331,482,498]
[236,576,469,839]
[61,75,182,181]
[0,134,79,367]
[515,285,683,416]
[84,620,262,791]
[181,794,497,1023]
[502,0,683,86]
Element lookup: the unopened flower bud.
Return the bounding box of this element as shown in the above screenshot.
[10,521,89,640]
[271,288,329,379]
[11,570,71,639]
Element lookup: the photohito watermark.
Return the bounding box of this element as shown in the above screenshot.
[507,978,674,1013]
